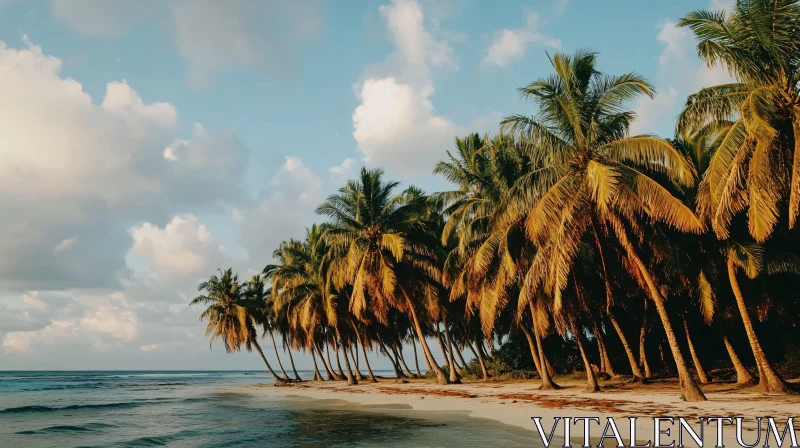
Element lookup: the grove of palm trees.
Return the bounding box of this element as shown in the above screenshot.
[192,1,800,403]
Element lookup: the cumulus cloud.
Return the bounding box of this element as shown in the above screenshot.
[130,215,227,281]
[3,302,138,353]
[353,78,462,175]
[353,0,465,177]
[483,12,561,68]
[0,38,246,292]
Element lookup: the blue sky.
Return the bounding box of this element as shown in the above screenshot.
[0,0,733,370]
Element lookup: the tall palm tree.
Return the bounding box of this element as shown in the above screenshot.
[678,0,800,242]
[501,50,707,401]
[190,269,285,384]
[317,167,450,385]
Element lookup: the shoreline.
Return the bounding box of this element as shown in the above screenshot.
[232,376,800,446]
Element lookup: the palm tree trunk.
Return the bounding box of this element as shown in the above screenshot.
[349,345,364,381]
[352,323,378,383]
[683,318,710,384]
[441,317,462,384]
[335,327,357,385]
[316,343,335,380]
[411,336,422,376]
[722,335,755,386]
[626,244,706,401]
[454,343,468,370]
[727,260,792,394]
[252,338,285,384]
[436,331,450,367]
[331,339,347,380]
[521,325,544,377]
[530,301,560,390]
[396,345,417,378]
[310,345,324,381]
[404,294,449,385]
[608,311,645,380]
[473,336,490,380]
[379,339,406,378]
[286,345,302,381]
[269,331,290,380]
[593,323,618,377]
[639,302,653,379]
[572,320,600,392]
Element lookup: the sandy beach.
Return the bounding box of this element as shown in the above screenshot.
[236,377,800,446]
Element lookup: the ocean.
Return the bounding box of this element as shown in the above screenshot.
[0,371,536,447]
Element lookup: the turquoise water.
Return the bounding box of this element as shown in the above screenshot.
[0,371,536,447]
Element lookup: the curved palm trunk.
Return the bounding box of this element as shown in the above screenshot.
[405,294,449,385]
[682,318,710,384]
[627,245,706,401]
[411,336,422,376]
[331,340,347,380]
[727,261,792,394]
[269,331,290,380]
[316,343,335,380]
[534,316,560,390]
[441,317,462,384]
[396,345,417,378]
[352,323,378,383]
[593,323,618,377]
[722,335,755,386]
[335,327,357,385]
[310,346,324,381]
[454,344,468,370]
[286,346,302,381]
[572,320,600,392]
[349,346,364,381]
[472,337,490,380]
[521,326,544,378]
[608,311,645,381]
[252,338,285,384]
[379,340,406,378]
[639,303,653,379]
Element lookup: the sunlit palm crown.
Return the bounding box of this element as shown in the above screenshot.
[499,50,701,313]
[678,0,800,242]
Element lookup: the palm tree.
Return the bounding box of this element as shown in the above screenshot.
[678,0,800,242]
[190,269,285,384]
[317,167,451,385]
[501,50,707,401]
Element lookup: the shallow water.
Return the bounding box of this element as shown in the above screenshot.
[0,371,538,447]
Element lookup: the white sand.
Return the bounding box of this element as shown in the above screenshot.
[233,377,799,446]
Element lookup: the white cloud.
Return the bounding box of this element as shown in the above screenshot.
[330,158,356,179]
[554,0,569,14]
[130,215,226,281]
[353,0,465,177]
[0,38,246,291]
[22,292,49,311]
[483,12,561,68]
[3,303,138,353]
[140,343,161,352]
[353,77,462,175]
[54,237,78,253]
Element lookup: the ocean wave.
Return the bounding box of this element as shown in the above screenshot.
[16,422,116,435]
[0,402,143,414]
[0,397,214,415]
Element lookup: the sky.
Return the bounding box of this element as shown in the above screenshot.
[0,0,735,371]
